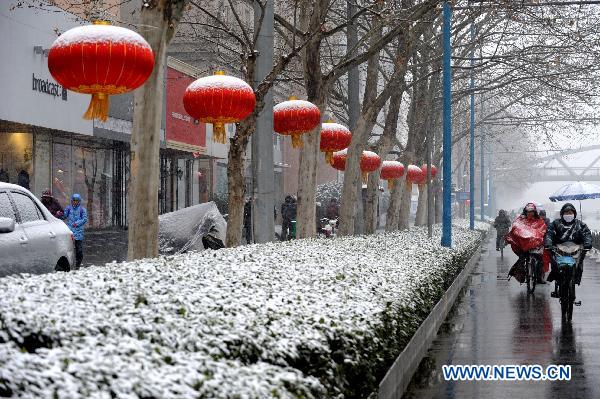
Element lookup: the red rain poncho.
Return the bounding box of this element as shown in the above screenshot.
[505,215,547,255]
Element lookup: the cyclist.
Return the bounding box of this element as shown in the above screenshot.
[506,202,547,284]
[545,203,592,291]
[493,209,511,251]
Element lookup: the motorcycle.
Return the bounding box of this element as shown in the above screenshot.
[550,242,583,321]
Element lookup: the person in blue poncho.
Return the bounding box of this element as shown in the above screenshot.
[63,193,88,269]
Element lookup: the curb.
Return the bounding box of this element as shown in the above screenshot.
[378,237,484,399]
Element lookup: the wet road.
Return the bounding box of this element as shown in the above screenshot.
[405,233,600,399]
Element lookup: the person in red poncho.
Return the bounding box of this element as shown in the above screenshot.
[506,202,548,284]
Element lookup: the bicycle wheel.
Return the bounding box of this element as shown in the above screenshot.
[560,273,570,320]
[529,260,537,294]
[567,280,575,321]
[526,259,532,293]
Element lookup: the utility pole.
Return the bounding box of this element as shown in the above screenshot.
[251,0,275,243]
[469,20,475,230]
[441,0,452,247]
[347,0,362,235]
[480,98,485,221]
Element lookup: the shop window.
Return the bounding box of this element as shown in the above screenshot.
[52,142,72,207]
[73,146,112,229]
[0,133,33,189]
[52,138,112,229]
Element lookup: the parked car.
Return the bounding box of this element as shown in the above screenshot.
[0,183,74,277]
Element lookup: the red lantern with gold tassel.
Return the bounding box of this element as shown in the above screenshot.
[417,164,438,185]
[320,121,352,164]
[183,71,256,144]
[273,97,320,148]
[331,149,347,171]
[405,164,425,195]
[48,21,154,122]
[380,161,405,189]
[360,151,382,183]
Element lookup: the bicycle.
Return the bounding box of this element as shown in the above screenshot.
[524,249,542,294]
[499,235,507,259]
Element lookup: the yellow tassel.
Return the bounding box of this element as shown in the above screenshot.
[83,93,109,122]
[291,134,303,148]
[213,122,227,144]
[388,180,394,190]
[325,151,333,165]
[362,172,368,184]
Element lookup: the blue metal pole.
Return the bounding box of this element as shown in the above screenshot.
[480,111,485,221]
[469,21,475,231]
[441,1,452,248]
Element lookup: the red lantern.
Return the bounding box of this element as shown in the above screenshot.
[331,149,347,171]
[406,164,425,184]
[380,161,405,189]
[183,71,256,144]
[417,164,438,185]
[360,151,382,183]
[273,98,320,148]
[320,122,352,164]
[48,21,154,122]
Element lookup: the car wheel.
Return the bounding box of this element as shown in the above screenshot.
[55,257,70,272]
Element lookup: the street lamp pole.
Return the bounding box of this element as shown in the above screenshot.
[441,0,453,247]
[469,20,475,230]
[480,102,485,221]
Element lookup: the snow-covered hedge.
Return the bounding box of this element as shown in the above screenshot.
[0,223,485,398]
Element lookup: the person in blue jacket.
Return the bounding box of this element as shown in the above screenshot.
[63,193,88,269]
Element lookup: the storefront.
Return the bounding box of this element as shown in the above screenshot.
[162,59,213,214]
[0,3,119,229]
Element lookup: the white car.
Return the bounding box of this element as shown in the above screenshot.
[0,183,74,277]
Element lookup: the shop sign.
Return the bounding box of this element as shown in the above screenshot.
[32,73,67,100]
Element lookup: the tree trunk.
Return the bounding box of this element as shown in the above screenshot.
[397,181,414,230]
[364,172,380,234]
[386,177,406,231]
[365,89,402,234]
[296,0,327,240]
[128,2,182,260]
[338,116,372,236]
[225,118,254,247]
[434,177,442,223]
[415,184,427,226]
[296,110,324,239]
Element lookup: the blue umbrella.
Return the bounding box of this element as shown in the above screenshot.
[549,181,600,220]
[549,182,600,202]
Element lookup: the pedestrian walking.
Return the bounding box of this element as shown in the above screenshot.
[281,195,297,240]
[64,193,88,269]
[325,198,340,220]
[40,189,64,219]
[243,197,252,244]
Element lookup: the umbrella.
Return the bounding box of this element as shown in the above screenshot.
[549,182,600,202]
[548,181,600,219]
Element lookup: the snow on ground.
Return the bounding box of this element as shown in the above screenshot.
[0,221,488,398]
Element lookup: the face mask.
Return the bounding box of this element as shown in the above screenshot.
[563,215,575,223]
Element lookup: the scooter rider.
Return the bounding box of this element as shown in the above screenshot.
[545,203,592,289]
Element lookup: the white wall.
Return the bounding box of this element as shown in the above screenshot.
[0,2,92,135]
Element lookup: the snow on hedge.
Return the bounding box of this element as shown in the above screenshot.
[0,222,486,398]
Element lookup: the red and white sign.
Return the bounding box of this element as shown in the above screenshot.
[166,67,206,152]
